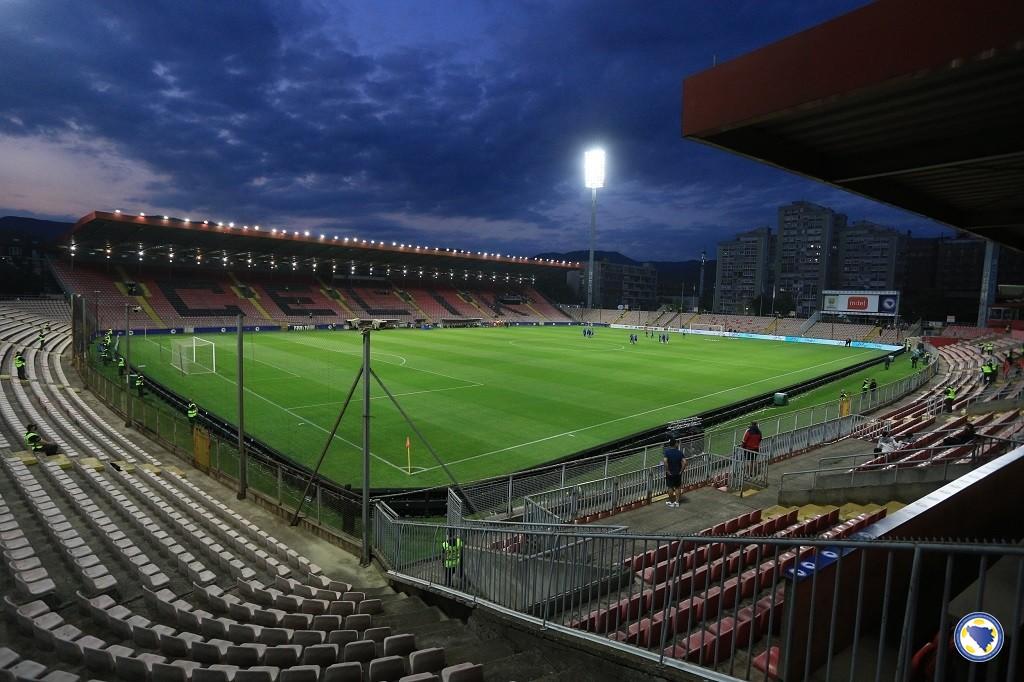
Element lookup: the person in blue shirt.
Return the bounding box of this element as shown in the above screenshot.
[663,439,686,508]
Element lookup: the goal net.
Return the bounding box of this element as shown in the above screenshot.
[688,323,724,336]
[171,337,217,375]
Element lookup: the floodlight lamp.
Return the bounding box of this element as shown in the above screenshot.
[584,148,606,189]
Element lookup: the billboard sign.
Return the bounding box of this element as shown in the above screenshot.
[822,290,900,316]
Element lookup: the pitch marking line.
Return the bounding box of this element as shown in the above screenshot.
[414,349,877,475]
[285,336,479,387]
[288,382,484,410]
[206,370,411,474]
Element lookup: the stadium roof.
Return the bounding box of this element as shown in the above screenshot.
[60,211,582,272]
[682,0,1024,251]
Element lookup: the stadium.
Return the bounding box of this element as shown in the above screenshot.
[1,1,1023,681]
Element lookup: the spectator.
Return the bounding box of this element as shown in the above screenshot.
[877,432,898,455]
[941,422,976,447]
[662,439,686,508]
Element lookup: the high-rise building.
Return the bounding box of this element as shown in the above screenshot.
[714,226,772,314]
[572,259,658,310]
[834,221,907,290]
[775,202,845,317]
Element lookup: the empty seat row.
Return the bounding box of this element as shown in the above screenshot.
[2,457,117,596]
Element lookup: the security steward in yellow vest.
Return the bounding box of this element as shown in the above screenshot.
[117,355,126,376]
[134,373,145,398]
[945,386,957,413]
[14,351,26,380]
[441,534,464,587]
[187,401,199,425]
[24,423,57,456]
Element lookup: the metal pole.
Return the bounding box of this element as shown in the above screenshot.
[124,305,132,427]
[587,188,597,309]
[237,314,247,500]
[93,291,99,334]
[361,329,372,566]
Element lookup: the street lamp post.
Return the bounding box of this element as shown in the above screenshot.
[584,148,606,310]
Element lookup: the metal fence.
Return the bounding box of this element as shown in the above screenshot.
[378,439,676,521]
[703,360,940,455]
[372,511,1024,681]
[522,453,733,524]
[77,356,365,539]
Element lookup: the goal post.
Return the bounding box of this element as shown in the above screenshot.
[171,337,217,375]
[687,323,724,336]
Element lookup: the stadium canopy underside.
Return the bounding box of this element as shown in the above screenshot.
[682,0,1024,251]
[60,211,581,274]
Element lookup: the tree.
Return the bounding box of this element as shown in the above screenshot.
[772,292,796,317]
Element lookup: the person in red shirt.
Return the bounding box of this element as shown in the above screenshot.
[741,421,763,477]
[741,421,762,452]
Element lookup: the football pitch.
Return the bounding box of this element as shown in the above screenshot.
[126,327,896,488]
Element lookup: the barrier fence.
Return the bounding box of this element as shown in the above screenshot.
[522,453,733,524]
[521,413,885,525]
[703,360,940,454]
[76,357,365,539]
[372,509,1024,681]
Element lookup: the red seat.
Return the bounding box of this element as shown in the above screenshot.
[725,518,738,534]
[750,509,762,524]
[752,646,781,679]
[672,596,704,635]
[617,589,651,621]
[740,570,758,599]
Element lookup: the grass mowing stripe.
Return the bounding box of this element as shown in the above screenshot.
[126,327,892,488]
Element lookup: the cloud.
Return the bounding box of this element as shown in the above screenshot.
[0,132,171,217]
[0,0,951,260]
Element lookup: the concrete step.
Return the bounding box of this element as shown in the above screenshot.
[444,637,518,667]
[402,618,469,643]
[482,649,565,682]
[374,604,446,629]
[379,594,430,616]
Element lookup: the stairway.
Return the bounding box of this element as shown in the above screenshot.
[227,273,272,319]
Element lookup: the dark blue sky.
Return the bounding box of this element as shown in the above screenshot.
[0,0,953,261]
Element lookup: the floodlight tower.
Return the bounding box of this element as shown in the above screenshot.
[584,148,606,309]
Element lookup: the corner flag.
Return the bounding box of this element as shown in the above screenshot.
[405,436,412,474]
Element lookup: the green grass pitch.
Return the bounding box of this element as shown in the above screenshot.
[125,327,909,489]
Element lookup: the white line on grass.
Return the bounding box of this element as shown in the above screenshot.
[205,370,411,474]
[285,336,479,386]
[287,382,484,410]
[414,349,877,474]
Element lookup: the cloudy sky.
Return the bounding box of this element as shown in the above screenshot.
[0,0,952,260]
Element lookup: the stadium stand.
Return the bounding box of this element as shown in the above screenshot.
[941,325,993,339]
[0,305,493,682]
[854,338,1024,471]
[569,504,887,666]
[687,314,775,333]
[48,262,570,329]
[805,321,875,341]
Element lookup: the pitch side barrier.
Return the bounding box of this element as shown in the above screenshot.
[609,323,904,352]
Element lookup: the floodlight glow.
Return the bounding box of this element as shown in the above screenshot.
[584,148,606,189]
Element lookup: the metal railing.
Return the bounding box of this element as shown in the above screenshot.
[703,360,939,455]
[521,453,733,524]
[378,439,675,521]
[76,355,365,540]
[372,508,1024,681]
